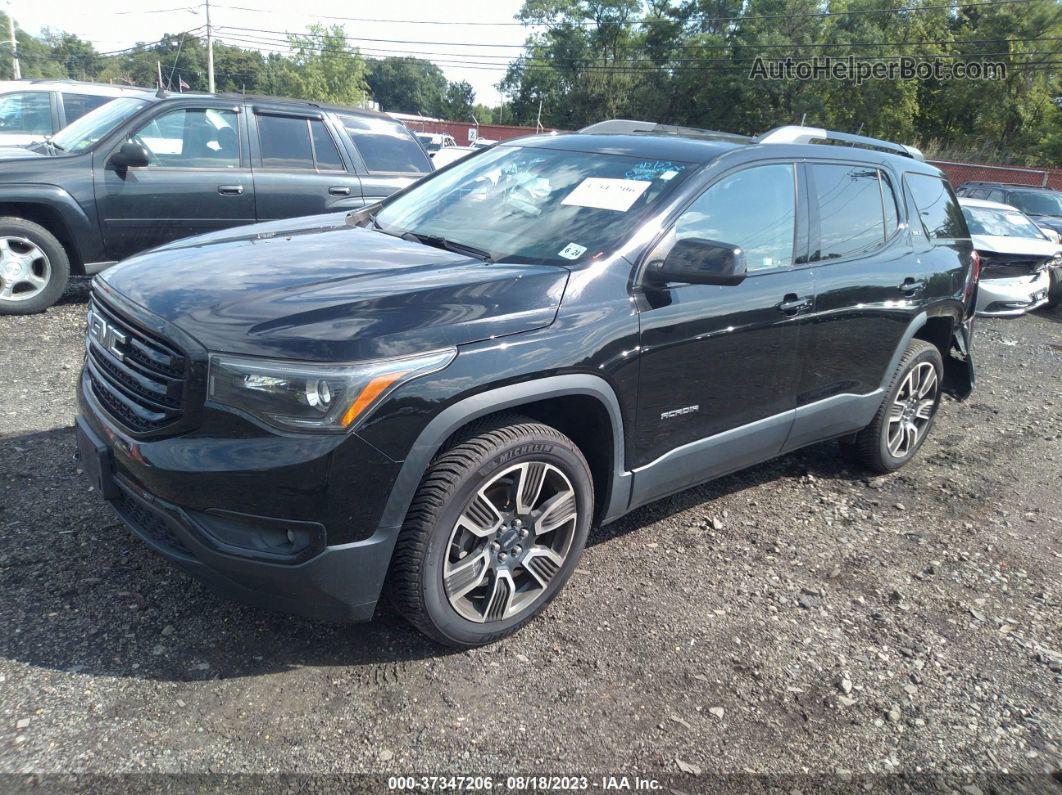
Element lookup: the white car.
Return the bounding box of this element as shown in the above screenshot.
[416,133,457,154]
[430,145,476,168]
[0,80,148,146]
[959,197,1062,316]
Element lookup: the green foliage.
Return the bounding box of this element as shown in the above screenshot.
[0,6,1057,164]
[500,0,1062,164]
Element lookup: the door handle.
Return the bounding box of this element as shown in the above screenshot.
[217,185,244,196]
[328,186,352,196]
[776,294,812,314]
[899,277,927,295]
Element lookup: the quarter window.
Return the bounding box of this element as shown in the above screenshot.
[905,173,967,240]
[130,108,240,168]
[675,163,796,271]
[811,164,888,260]
[340,114,432,174]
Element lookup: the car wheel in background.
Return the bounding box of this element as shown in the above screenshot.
[388,415,593,647]
[843,339,944,474]
[1046,267,1061,309]
[0,217,70,315]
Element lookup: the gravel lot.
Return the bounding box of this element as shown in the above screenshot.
[1,279,1060,786]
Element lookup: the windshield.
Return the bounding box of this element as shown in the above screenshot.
[1007,190,1062,217]
[375,144,695,265]
[962,206,1049,240]
[50,97,149,153]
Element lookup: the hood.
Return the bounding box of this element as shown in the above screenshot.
[0,145,46,160]
[99,223,570,361]
[972,234,1058,258]
[1027,214,1062,233]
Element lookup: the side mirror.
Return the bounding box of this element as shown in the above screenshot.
[111,141,150,169]
[649,237,747,286]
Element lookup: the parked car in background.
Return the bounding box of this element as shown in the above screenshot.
[0,91,432,314]
[958,197,1061,315]
[430,145,477,167]
[0,80,148,147]
[76,121,976,646]
[955,182,1062,240]
[416,132,456,153]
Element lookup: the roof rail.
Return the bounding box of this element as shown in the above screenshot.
[579,119,752,144]
[757,125,924,160]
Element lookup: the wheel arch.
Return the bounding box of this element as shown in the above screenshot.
[0,188,101,273]
[883,307,972,400]
[373,374,632,536]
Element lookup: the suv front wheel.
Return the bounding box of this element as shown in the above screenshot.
[844,338,943,473]
[388,416,593,647]
[0,217,70,315]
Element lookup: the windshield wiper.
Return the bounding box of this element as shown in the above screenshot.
[400,231,493,262]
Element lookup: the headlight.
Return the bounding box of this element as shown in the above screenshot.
[207,349,456,432]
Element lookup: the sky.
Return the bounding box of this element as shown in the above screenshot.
[10,0,533,106]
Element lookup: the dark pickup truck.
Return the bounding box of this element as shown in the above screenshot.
[0,90,432,314]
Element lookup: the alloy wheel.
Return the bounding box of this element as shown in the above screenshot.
[886,361,938,458]
[443,461,579,623]
[0,237,51,303]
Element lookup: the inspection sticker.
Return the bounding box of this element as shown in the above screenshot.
[558,242,588,260]
[562,178,652,212]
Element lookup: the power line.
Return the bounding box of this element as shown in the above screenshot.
[213,30,1062,67]
[206,0,1045,26]
[214,25,1062,53]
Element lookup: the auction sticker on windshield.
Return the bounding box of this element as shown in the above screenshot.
[558,243,588,260]
[562,178,652,212]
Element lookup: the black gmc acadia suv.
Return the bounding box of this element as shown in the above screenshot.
[76,120,978,647]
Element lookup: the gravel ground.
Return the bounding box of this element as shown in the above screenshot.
[0,279,1060,787]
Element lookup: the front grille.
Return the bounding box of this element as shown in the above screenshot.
[980,256,1048,280]
[86,293,188,434]
[113,491,192,558]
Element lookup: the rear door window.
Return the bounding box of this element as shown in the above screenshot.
[258,114,314,169]
[309,120,345,171]
[61,93,110,123]
[340,114,431,174]
[810,164,890,260]
[905,173,968,240]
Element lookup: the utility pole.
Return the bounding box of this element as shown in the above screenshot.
[535,98,543,133]
[205,0,215,93]
[6,7,19,80]
[157,60,164,91]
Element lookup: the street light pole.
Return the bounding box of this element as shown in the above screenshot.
[205,0,214,93]
[6,5,20,80]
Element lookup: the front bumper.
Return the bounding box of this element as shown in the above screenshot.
[976,270,1051,317]
[76,371,405,623]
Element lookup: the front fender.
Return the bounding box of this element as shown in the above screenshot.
[369,373,632,533]
[0,183,104,266]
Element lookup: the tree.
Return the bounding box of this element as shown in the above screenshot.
[366,56,448,114]
[441,80,475,120]
[277,25,369,105]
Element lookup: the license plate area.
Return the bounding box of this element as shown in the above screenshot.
[75,416,119,500]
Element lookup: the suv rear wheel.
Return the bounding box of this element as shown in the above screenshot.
[844,338,943,473]
[0,217,70,315]
[388,416,593,647]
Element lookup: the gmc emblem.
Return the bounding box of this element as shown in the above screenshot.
[87,309,128,362]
